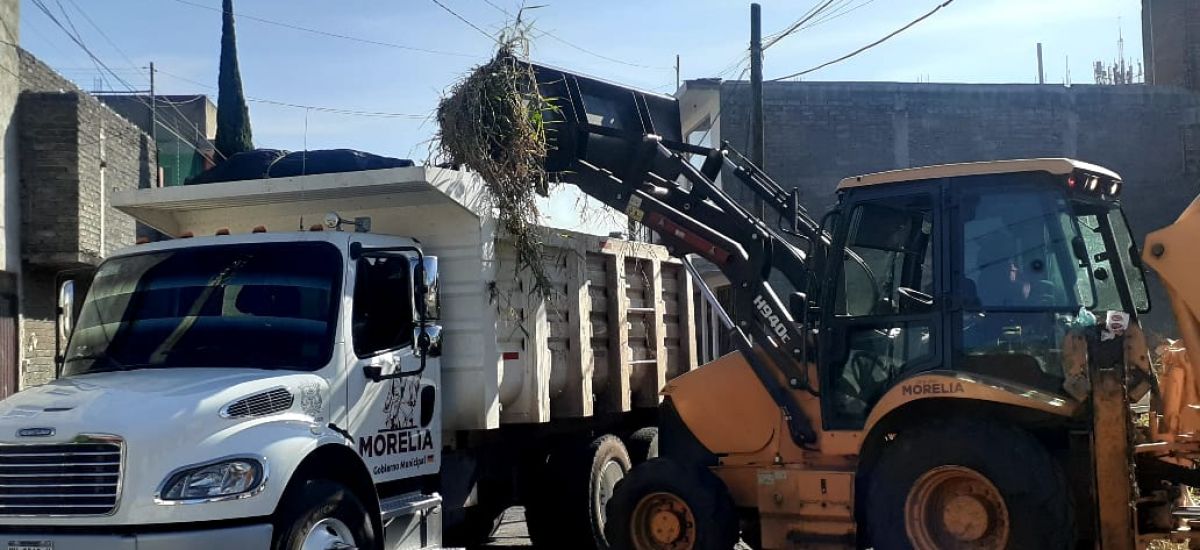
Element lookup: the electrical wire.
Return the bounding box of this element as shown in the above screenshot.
[762,0,839,50]
[692,65,750,149]
[541,33,671,71]
[427,0,498,43]
[29,0,223,159]
[64,0,222,157]
[799,0,877,32]
[453,0,670,70]
[153,68,430,119]
[769,0,957,81]
[171,0,481,59]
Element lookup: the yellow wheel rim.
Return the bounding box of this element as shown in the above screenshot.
[630,491,696,550]
[905,465,1010,550]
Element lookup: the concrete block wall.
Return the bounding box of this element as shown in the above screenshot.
[16,49,154,387]
[710,81,1200,334]
[1143,0,1200,92]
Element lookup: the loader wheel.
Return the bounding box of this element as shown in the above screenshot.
[527,434,632,549]
[866,418,1072,550]
[605,458,738,550]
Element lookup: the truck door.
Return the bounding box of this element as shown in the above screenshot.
[819,185,944,429]
[344,246,441,483]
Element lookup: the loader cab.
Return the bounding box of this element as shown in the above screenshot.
[818,159,1149,429]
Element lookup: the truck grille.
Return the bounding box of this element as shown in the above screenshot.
[0,439,123,516]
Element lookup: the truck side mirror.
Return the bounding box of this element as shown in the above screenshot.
[56,280,75,363]
[413,325,442,358]
[54,268,95,374]
[410,256,440,321]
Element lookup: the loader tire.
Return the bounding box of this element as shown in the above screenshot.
[527,434,632,549]
[627,427,659,465]
[866,417,1073,550]
[605,458,738,550]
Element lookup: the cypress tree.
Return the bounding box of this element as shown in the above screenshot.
[214,0,253,160]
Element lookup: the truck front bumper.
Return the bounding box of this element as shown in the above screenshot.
[0,523,272,550]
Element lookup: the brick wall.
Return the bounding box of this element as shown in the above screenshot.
[706,81,1200,334]
[16,49,154,387]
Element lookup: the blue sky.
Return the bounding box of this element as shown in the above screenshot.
[18,0,1145,231]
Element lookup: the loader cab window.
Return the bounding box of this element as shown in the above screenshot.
[824,192,938,427]
[956,179,1091,393]
[352,256,416,357]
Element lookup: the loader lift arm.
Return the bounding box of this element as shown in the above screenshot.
[532,63,827,445]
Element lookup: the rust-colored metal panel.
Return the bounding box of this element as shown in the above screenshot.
[663,352,777,455]
[0,295,16,398]
[1092,367,1137,550]
[754,467,856,548]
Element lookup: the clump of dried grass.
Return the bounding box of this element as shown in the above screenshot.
[436,23,556,298]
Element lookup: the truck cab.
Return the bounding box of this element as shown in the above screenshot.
[0,227,444,549]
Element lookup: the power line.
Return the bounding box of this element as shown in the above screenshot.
[446,0,671,71]
[171,0,481,59]
[762,0,838,50]
[694,66,750,148]
[28,0,222,159]
[62,0,223,158]
[800,0,876,31]
[770,0,957,81]
[427,0,498,43]
[481,0,512,16]
[153,68,430,119]
[541,33,671,71]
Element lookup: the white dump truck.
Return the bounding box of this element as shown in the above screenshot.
[0,165,698,549]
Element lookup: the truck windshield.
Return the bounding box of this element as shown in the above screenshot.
[63,242,343,376]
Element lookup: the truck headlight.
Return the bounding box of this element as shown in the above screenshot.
[157,457,265,503]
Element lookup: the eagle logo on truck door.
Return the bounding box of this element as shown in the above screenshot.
[357,371,439,482]
[383,377,419,430]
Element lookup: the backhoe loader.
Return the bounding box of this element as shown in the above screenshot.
[527,62,1200,549]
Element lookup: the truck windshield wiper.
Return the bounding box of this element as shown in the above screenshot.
[63,353,156,374]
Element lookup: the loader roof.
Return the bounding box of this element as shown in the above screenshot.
[837,158,1122,190]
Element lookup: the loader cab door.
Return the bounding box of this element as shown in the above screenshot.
[819,183,944,429]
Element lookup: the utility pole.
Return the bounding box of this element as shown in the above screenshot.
[750,3,765,218]
[1037,43,1045,84]
[149,61,159,186]
[675,54,681,90]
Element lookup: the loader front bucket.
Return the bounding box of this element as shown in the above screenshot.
[526,62,685,180]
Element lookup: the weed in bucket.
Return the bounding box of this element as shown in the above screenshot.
[435,22,558,299]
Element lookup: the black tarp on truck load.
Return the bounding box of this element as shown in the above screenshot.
[186,149,414,184]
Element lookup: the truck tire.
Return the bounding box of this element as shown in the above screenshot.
[271,479,376,550]
[527,434,632,549]
[604,457,738,550]
[626,427,659,465]
[866,418,1073,550]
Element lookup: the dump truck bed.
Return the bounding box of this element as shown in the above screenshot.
[110,166,697,431]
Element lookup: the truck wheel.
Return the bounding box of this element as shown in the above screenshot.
[627,427,659,465]
[527,434,632,549]
[866,418,1073,550]
[272,479,376,550]
[604,457,738,550]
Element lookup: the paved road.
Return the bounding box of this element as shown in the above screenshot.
[481,507,532,548]
[476,507,752,549]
